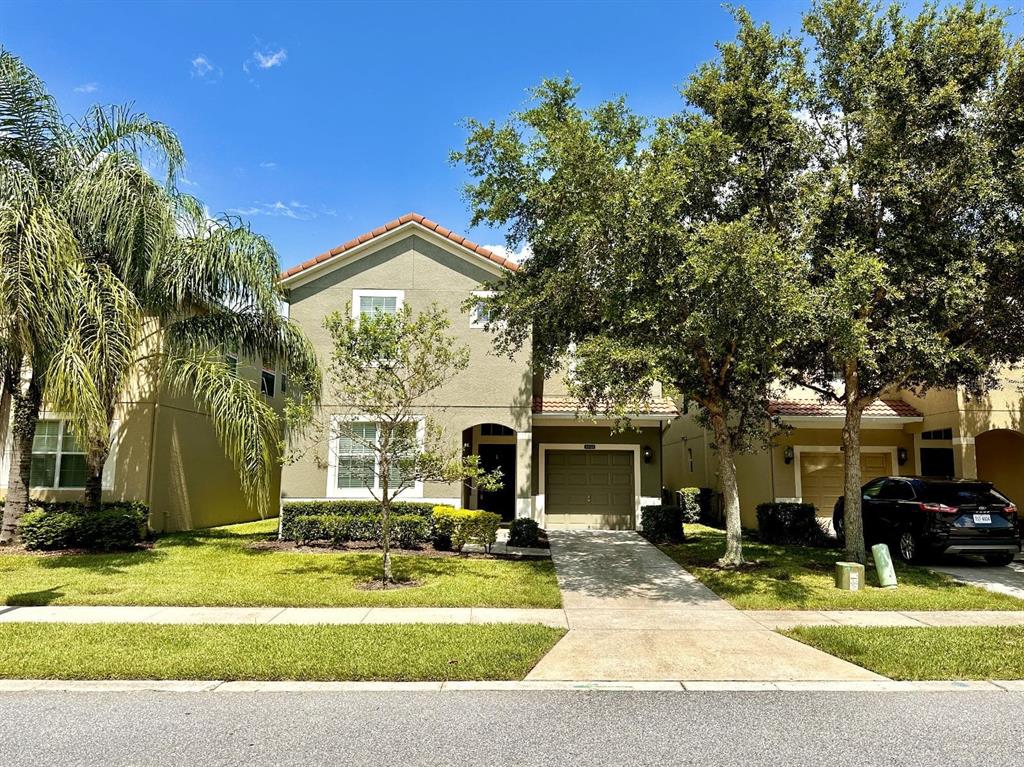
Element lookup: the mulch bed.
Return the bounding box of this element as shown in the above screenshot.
[247,539,522,560]
[354,578,423,591]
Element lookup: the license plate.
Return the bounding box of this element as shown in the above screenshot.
[973,514,992,524]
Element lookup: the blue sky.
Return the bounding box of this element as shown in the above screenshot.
[3,0,1021,269]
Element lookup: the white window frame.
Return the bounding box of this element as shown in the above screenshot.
[352,289,405,323]
[469,290,495,329]
[0,415,119,491]
[326,414,425,499]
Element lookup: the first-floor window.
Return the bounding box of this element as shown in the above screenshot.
[261,368,276,397]
[334,420,417,492]
[30,419,88,488]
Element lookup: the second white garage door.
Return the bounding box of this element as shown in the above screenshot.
[799,450,893,518]
[544,450,635,530]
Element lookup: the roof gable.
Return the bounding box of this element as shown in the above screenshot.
[280,213,519,285]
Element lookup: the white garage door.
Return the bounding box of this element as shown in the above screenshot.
[800,451,893,517]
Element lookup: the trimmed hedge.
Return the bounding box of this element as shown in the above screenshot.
[508,517,541,548]
[677,488,702,524]
[289,513,429,548]
[431,506,501,552]
[640,505,686,544]
[280,500,434,540]
[755,502,826,546]
[18,502,149,551]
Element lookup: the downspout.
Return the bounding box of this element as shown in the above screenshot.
[145,401,162,531]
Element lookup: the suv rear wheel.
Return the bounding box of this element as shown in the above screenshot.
[897,531,920,564]
[983,552,1016,567]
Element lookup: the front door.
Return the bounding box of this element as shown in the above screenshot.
[477,444,516,521]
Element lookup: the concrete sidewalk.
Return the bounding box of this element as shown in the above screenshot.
[525,531,883,682]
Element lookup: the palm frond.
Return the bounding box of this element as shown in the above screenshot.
[70,103,185,184]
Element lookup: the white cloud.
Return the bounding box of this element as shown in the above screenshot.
[179,176,199,188]
[74,82,98,94]
[229,200,315,220]
[259,161,278,169]
[254,48,287,69]
[484,243,533,264]
[191,55,221,80]
[244,47,288,74]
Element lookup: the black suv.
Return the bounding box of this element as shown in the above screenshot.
[833,477,1021,565]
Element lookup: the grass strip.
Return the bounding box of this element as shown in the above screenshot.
[0,519,562,608]
[784,626,1024,680]
[657,525,1023,611]
[0,622,566,681]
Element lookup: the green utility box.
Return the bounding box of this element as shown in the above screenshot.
[871,543,898,589]
[835,561,866,591]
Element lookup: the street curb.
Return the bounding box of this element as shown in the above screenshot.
[1,679,1022,693]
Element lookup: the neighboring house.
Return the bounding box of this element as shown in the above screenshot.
[0,337,285,532]
[279,213,677,530]
[664,372,1024,529]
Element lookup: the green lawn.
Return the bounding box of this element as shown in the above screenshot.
[0,622,565,681]
[0,519,562,608]
[785,626,1024,680]
[658,525,1023,611]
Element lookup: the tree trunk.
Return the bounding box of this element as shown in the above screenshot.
[0,373,43,545]
[709,410,745,567]
[841,367,868,564]
[83,408,114,515]
[379,444,393,586]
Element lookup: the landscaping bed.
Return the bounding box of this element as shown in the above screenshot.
[784,626,1024,680]
[0,519,562,608]
[657,524,1024,611]
[0,622,566,681]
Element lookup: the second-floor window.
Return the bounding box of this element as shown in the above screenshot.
[30,419,88,489]
[469,290,495,329]
[353,290,404,321]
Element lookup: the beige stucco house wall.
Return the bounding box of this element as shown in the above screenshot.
[279,214,677,530]
[0,331,284,533]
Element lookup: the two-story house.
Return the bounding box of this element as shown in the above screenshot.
[279,213,677,530]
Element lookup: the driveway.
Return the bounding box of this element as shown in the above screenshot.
[527,530,881,682]
[929,555,1024,601]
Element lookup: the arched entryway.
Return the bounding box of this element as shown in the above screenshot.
[461,423,517,521]
[976,429,1024,506]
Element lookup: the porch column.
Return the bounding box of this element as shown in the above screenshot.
[953,435,977,479]
[515,430,533,520]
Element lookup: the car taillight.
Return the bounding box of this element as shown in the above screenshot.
[1006,504,1018,516]
[918,502,958,513]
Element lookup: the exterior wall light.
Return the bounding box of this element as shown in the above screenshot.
[783,446,795,464]
[642,445,654,463]
[898,447,908,466]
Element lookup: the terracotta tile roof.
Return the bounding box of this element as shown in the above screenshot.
[771,399,922,419]
[533,396,679,417]
[280,212,520,280]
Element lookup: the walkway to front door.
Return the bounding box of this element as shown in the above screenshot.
[527,531,881,681]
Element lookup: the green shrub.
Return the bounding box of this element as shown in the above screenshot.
[280,500,434,540]
[677,488,703,524]
[18,502,148,551]
[756,502,826,546]
[391,514,429,549]
[640,505,686,543]
[291,514,334,545]
[76,505,148,551]
[508,517,541,548]
[431,506,501,552]
[19,509,77,551]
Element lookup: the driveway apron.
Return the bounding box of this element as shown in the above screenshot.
[527,530,882,682]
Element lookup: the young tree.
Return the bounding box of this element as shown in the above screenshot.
[794,0,1024,562]
[314,304,499,584]
[455,12,812,565]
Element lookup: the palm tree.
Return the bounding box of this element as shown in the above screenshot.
[0,49,176,542]
[1,49,320,538]
[77,195,321,517]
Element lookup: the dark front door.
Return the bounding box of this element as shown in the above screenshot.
[477,444,516,521]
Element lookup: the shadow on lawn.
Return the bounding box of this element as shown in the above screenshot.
[5,585,66,606]
[35,548,168,575]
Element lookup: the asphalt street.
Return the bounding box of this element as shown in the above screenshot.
[0,690,1020,766]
